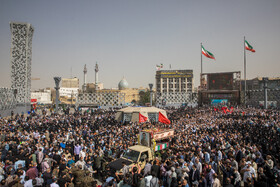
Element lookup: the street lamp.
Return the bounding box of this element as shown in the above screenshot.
[263,77,268,109]
[54,77,61,113]
[149,83,153,106]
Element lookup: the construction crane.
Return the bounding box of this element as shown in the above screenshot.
[31,77,40,81]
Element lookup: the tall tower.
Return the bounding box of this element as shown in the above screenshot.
[83,64,87,92]
[10,22,34,109]
[95,62,99,90]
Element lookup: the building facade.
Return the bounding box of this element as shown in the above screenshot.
[199,71,241,106]
[61,77,79,88]
[241,77,280,91]
[57,78,79,104]
[240,77,280,108]
[10,22,34,109]
[31,89,52,104]
[77,77,145,108]
[77,91,125,108]
[155,70,194,106]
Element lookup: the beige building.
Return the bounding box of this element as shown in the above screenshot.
[61,77,79,88]
[96,78,146,104]
[120,88,142,103]
[77,77,147,107]
[84,83,104,92]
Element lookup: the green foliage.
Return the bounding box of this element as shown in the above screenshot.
[138,90,150,106]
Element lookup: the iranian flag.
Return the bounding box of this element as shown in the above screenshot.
[245,40,255,52]
[156,63,163,71]
[155,142,169,151]
[202,45,215,60]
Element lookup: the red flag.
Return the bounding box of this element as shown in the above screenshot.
[139,113,148,123]
[158,112,171,124]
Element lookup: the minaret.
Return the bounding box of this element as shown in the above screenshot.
[83,64,87,92]
[95,62,99,91]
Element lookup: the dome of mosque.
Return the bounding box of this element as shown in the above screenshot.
[118,78,129,90]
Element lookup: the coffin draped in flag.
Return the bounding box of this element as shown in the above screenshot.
[158,112,170,124]
[139,113,148,123]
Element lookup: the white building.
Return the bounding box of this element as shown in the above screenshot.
[59,87,79,98]
[31,89,52,104]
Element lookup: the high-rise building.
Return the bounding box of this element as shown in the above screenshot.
[155,70,194,106]
[10,22,34,108]
[156,70,194,93]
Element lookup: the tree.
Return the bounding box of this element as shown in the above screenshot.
[139,90,150,106]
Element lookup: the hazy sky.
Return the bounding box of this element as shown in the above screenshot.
[0,0,280,90]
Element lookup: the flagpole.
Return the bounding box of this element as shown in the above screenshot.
[200,43,203,106]
[201,43,203,88]
[244,36,246,106]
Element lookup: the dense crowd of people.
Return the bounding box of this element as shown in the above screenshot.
[0,106,279,187]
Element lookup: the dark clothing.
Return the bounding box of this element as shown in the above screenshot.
[224,184,234,187]
[151,165,161,178]
[189,168,200,185]
[59,163,67,177]
[43,171,53,185]
[132,173,139,187]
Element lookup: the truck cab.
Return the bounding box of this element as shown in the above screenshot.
[108,128,174,174]
[108,145,153,174]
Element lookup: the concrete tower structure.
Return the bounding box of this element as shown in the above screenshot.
[83,64,87,92]
[95,62,99,91]
[10,22,34,111]
[54,77,61,112]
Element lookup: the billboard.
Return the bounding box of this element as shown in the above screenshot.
[208,73,233,90]
[156,70,193,78]
[211,99,228,106]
